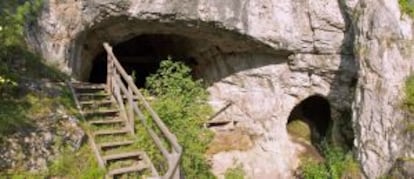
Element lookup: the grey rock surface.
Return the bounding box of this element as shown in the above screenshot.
[0,82,85,172]
[352,0,414,177]
[25,0,414,178]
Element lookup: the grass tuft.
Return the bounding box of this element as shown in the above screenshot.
[399,0,414,18]
[224,165,245,179]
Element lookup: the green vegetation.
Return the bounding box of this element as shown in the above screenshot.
[0,0,70,137]
[403,75,414,133]
[404,75,414,112]
[142,59,215,178]
[301,158,329,179]
[0,0,42,49]
[300,143,361,179]
[399,0,414,18]
[48,145,105,178]
[0,2,102,178]
[224,165,245,179]
[287,120,312,142]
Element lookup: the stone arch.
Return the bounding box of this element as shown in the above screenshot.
[88,34,203,87]
[287,95,332,144]
[68,16,282,83]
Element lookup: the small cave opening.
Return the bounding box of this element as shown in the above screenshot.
[88,34,199,88]
[286,95,332,145]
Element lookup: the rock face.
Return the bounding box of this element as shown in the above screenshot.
[351,0,414,177]
[0,82,85,172]
[26,0,413,178]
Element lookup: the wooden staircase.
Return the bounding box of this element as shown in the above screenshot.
[67,42,182,179]
[70,82,157,178]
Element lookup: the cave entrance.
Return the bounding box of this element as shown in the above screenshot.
[286,95,332,145]
[88,34,198,88]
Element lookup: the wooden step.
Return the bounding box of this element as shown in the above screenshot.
[103,151,144,162]
[72,82,105,87]
[89,119,125,125]
[94,128,130,136]
[99,140,134,149]
[84,109,119,116]
[80,100,113,106]
[77,93,110,97]
[108,163,148,176]
[77,93,111,101]
[74,84,105,89]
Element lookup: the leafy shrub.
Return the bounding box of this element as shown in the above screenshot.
[144,59,215,178]
[0,0,71,137]
[224,166,245,179]
[404,75,414,113]
[301,143,360,179]
[301,159,329,179]
[0,0,42,49]
[399,0,414,18]
[48,145,105,178]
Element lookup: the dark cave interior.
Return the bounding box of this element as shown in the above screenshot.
[89,34,198,88]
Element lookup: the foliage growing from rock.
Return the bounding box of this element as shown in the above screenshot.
[48,145,105,178]
[224,165,245,179]
[300,143,361,179]
[0,0,44,84]
[0,0,72,136]
[404,75,414,113]
[0,1,89,176]
[144,59,214,178]
[287,120,312,142]
[403,75,414,134]
[0,0,42,49]
[399,0,414,18]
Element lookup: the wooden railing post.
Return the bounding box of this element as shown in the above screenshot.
[169,153,181,179]
[103,42,182,179]
[107,54,112,93]
[127,78,135,134]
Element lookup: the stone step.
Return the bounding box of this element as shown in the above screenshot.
[89,119,125,125]
[103,151,144,162]
[94,128,130,136]
[108,163,148,176]
[99,140,134,149]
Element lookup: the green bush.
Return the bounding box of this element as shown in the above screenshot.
[399,0,414,18]
[144,59,215,178]
[0,0,42,49]
[48,145,105,178]
[301,143,360,179]
[404,75,414,112]
[301,159,329,179]
[224,166,245,179]
[0,0,70,137]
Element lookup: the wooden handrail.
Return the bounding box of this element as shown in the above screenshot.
[103,42,182,179]
[66,81,106,168]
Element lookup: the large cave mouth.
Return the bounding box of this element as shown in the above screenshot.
[287,95,332,145]
[88,34,200,88]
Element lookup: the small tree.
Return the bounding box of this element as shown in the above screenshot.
[145,59,215,178]
[0,0,43,91]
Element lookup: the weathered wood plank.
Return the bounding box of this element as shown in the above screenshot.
[103,42,182,179]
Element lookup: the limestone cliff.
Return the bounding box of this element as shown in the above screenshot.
[25,0,414,178]
[351,0,414,177]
